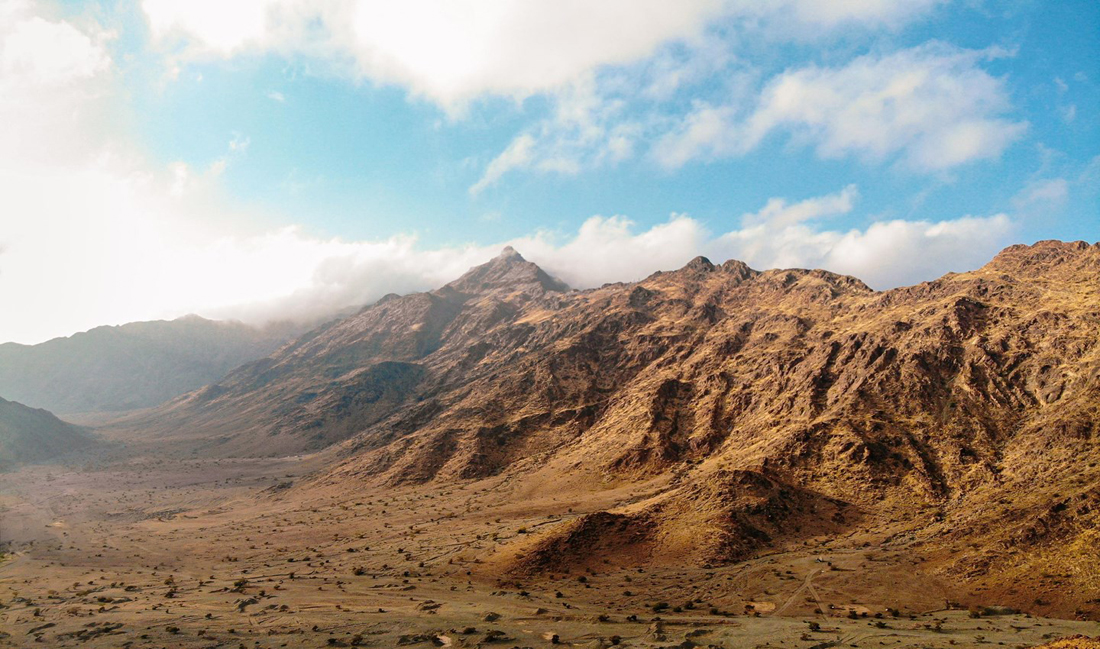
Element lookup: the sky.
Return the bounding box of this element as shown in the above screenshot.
[0,0,1097,345]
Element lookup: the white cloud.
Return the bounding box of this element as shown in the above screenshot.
[228,133,250,152]
[142,0,276,56]
[469,78,643,194]
[141,0,729,110]
[138,0,946,111]
[737,0,946,32]
[524,193,1014,293]
[344,0,728,108]
[514,215,707,288]
[469,133,536,195]
[170,135,249,188]
[655,43,1027,171]
[1012,178,1069,211]
[740,184,858,228]
[711,212,1014,288]
[0,14,110,86]
[1061,104,1076,124]
[0,3,115,166]
[652,103,736,169]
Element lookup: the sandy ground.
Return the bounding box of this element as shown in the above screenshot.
[1,456,1097,648]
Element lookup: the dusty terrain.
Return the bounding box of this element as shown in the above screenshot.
[2,455,1097,648]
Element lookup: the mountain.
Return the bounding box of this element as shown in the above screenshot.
[0,397,98,470]
[117,247,573,454]
[0,315,304,414]
[117,240,1099,613]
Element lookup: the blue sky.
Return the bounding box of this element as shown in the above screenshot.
[0,0,1097,343]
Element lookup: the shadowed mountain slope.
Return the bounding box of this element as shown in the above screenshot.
[0,397,98,470]
[0,315,304,414]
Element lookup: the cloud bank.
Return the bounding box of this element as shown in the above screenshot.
[163,204,1019,333]
[141,0,729,108]
[0,159,1016,344]
[655,43,1026,171]
[139,0,946,108]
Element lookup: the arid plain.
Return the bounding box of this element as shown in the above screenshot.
[2,452,1098,649]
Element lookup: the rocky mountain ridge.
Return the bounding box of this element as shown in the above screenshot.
[112,240,1099,615]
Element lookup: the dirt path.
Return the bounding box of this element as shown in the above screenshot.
[773,567,824,617]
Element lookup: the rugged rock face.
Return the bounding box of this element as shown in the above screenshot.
[506,469,853,575]
[124,240,1100,612]
[0,397,98,470]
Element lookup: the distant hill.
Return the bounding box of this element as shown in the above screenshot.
[0,316,304,414]
[0,397,97,470]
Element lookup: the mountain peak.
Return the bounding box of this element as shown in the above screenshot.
[497,245,525,262]
[684,255,716,272]
[443,248,569,296]
[984,239,1098,275]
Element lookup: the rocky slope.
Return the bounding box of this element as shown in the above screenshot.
[0,397,98,470]
[0,315,304,413]
[121,240,1099,615]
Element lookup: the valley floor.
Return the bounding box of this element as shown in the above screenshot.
[1,457,1096,648]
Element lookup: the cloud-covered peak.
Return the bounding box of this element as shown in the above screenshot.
[496,245,524,261]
